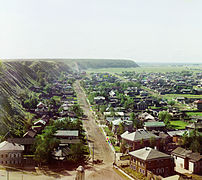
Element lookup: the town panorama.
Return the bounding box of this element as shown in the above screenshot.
[0,59,201,180]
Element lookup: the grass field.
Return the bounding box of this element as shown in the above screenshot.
[170,120,189,129]
[186,112,202,116]
[52,96,61,101]
[86,65,202,74]
[163,94,202,100]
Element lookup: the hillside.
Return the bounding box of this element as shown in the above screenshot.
[0,58,138,137]
[74,59,138,70]
[0,60,72,137]
[4,59,139,71]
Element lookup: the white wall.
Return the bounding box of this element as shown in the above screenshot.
[189,162,194,172]
[174,156,184,169]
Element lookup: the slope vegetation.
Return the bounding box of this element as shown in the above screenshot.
[0,60,71,137]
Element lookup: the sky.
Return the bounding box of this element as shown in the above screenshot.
[0,0,202,63]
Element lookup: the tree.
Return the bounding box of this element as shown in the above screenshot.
[100,105,107,114]
[108,122,112,130]
[149,136,155,147]
[70,104,84,117]
[168,100,175,106]
[120,141,127,153]
[130,112,135,121]
[34,125,60,165]
[181,130,202,153]
[67,143,89,163]
[130,112,141,128]
[117,123,125,136]
[158,111,171,127]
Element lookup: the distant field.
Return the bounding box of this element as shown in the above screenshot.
[86,66,202,74]
[186,112,202,116]
[170,120,189,129]
[162,94,202,100]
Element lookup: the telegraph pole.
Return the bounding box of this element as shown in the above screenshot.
[92,142,94,165]
[7,170,9,180]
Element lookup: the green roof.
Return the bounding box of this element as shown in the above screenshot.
[144,122,165,127]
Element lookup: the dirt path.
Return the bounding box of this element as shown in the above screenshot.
[0,80,125,180]
[73,80,125,180]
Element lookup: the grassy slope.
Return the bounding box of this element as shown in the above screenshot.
[0,60,72,135]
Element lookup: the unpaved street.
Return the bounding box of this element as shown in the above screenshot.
[0,80,124,180]
[73,80,124,180]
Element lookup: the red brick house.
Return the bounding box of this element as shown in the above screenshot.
[129,147,174,177]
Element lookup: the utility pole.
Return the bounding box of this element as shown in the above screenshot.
[92,142,94,165]
[114,152,116,165]
[7,170,9,180]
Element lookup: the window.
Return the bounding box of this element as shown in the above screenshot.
[1,154,3,158]
[161,168,164,173]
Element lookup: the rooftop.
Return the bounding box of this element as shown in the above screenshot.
[172,147,202,162]
[55,130,79,137]
[129,147,170,161]
[0,141,24,151]
[144,121,165,127]
[121,129,159,142]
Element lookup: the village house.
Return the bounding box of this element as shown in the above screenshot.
[136,101,148,110]
[143,121,166,131]
[94,96,106,104]
[186,121,202,132]
[104,112,124,117]
[129,147,174,177]
[111,118,133,134]
[196,100,202,111]
[138,112,155,122]
[171,147,202,174]
[54,130,79,141]
[0,141,24,166]
[23,129,37,138]
[120,129,161,151]
[167,130,187,144]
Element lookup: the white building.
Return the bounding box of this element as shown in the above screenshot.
[0,141,24,166]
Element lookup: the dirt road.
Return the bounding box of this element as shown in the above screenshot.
[0,80,124,180]
[73,80,124,180]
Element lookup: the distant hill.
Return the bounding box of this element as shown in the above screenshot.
[3,59,139,71]
[62,59,139,71]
